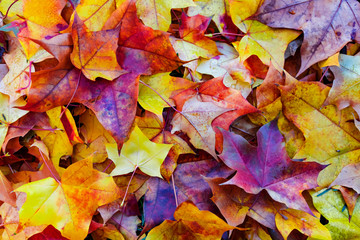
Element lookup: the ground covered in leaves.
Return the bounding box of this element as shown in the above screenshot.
[0,0,359,239]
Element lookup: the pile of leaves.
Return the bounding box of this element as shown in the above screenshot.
[0,0,359,239]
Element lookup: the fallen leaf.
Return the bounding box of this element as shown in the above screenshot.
[171,94,231,158]
[34,106,73,176]
[188,0,239,40]
[106,0,184,75]
[15,156,121,240]
[324,54,360,112]
[232,20,300,71]
[0,170,16,207]
[142,158,233,233]
[23,69,139,145]
[255,0,360,75]
[0,38,53,102]
[219,119,325,214]
[0,92,28,148]
[170,13,220,68]
[73,109,116,163]
[107,125,173,178]
[206,177,252,227]
[70,14,125,81]
[311,189,360,240]
[136,0,195,31]
[146,201,236,240]
[72,0,117,31]
[330,162,360,194]
[280,81,360,187]
[275,208,331,240]
[138,72,196,116]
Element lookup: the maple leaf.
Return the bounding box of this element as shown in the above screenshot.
[146,201,236,240]
[171,94,231,158]
[170,13,221,68]
[138,72,197,116]
[171,77,257,157]
[107,125,173,178]
[228,0,264,23]
[73,109,116,163]
[255,0,360,75]
[23,69,139,145]
[248,64,285,125]
[28,225,69,240]
[15,156,121,240]
[336,186,359,219]
[0,170,16,207]
[2,112,51,152]
[70,14,126,81]
[34,106,73,176]
[0,202,46,240]
[330,162,360,194]
[72,0,117,31]
[231,19,300,71]
[105,0,184,75]
[280,81,360,187]
[196,42,252,94]
[0,38,53,102]
[188,0,240,40]
[0,92,28,148]
[142,158,233,233]
[135,111,164,139]
[135,112,195,180]
[0,0,68,59]
[136,0,196,31]
[311,189,360,240]
[275,208,331,239]
[241,219,273,240]
[205,177,253,227]
[92,224,125,240]
[219,119,325,214]
[324,54,360,112]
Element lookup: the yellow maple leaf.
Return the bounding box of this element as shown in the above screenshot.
[15,156,121,240]
[233,20,300,71]
[106,125,173,178]
[136,0,195,31]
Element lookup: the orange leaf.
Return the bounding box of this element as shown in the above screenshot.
[105,0,184,75]
[15,156,122,239]
[70,14,126,81]
[146,201,236,240]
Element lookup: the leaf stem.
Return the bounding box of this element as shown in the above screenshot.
[16,61,33,92]
[171,174,178,207]
[60,70,81,118]
[319,66,329,83]
[120,166,138,208]
[102,160,113,173]
[2,0,19,21]
[139,80,181,115]
[139,80,210,153]
[118,166,138,226]
[205,32,245,37]
[38,149,61,184]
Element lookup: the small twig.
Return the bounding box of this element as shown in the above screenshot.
[171,174,178,207]
[319,66,330,83]
[206,32,245,37]
[3,0,19,21]
[102,161,113,173]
